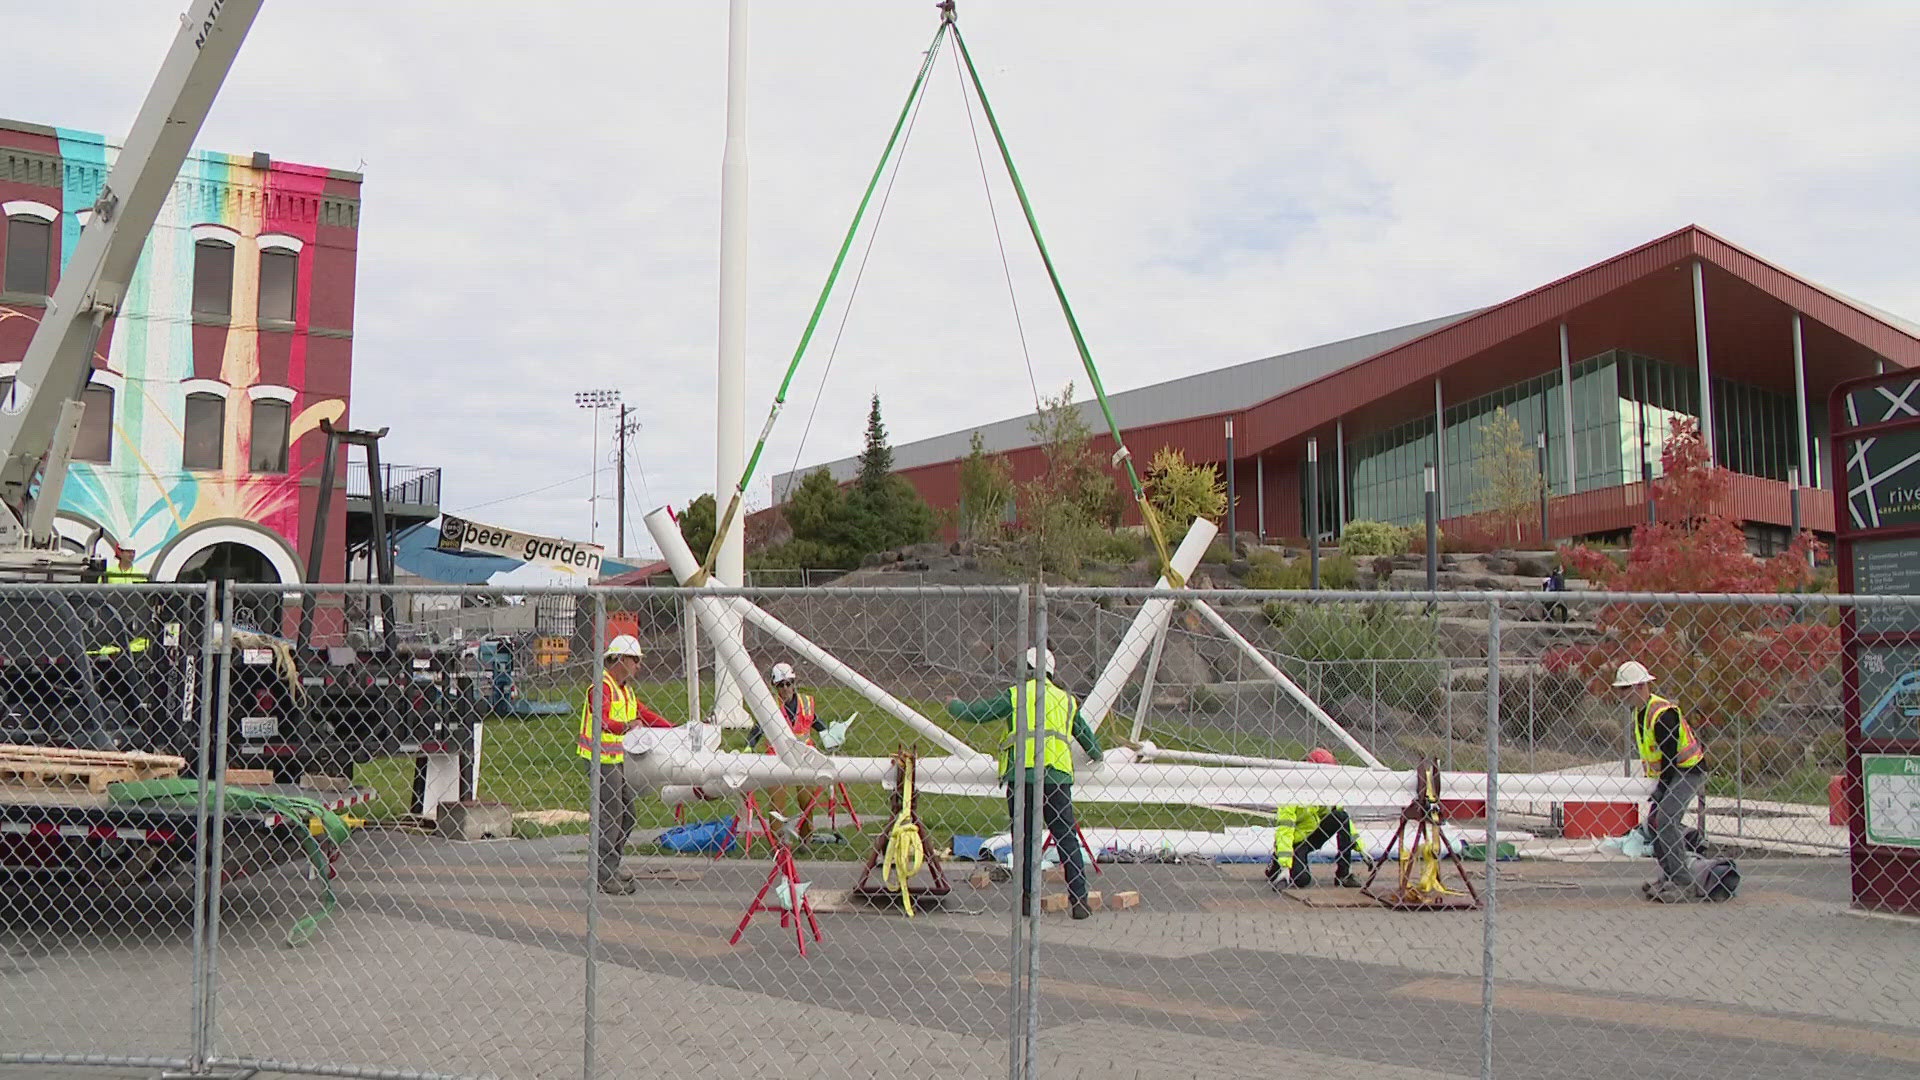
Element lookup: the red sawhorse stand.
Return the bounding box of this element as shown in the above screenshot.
[802,782,863,833]
[1042,824,1102,875]
[729,817,822,957]
[714,793,767,860]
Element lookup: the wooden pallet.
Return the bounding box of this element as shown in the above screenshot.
[0,744,187,794]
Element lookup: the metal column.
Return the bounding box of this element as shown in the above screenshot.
[1434,380,1446,516]
[1224,419,1236,552]
[1792,312,1812,489]
[1335,417,1347,535]
[1693,261,1715,460]
[1255,455,1265,542]
[1559,322,1577,494]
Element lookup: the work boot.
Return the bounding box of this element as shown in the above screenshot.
[1334,866,1363,889]
[598,876,637,896]
[1070,897,1093,920]
[1292,867,1315,889]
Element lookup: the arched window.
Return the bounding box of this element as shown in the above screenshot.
[76,385,114,464]
[193,239,234,317]
[249,398,290,473]
[3,208,53,296]
[257,236,301,323]
[183,392,226,470]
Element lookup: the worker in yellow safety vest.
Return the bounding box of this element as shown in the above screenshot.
[948,647,1105,920]
[1267,748,1366,891]
[1612,661,1708,903]
[103,546,148,584]
[578,634,670,895]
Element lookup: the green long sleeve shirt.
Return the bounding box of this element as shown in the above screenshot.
[946,688,1103,786]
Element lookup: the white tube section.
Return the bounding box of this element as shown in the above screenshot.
[645,507,823,767]
[1081,517,1218,731]
[734,601,982,758]
[629,747,1652,809]
[1189,598,1388,769]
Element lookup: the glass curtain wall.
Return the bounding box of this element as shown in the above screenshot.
[1346,349,1801,525]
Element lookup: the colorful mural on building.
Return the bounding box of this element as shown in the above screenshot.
[0,118,361,582]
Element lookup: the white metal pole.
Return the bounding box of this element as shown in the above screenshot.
[1693,261,1715,460]
[714,0,751,727]
[1188,598,1387,768]
[1559,322,1576,494]
[1080,517,1217,731]
[1792,312,1811,488]
[1434,379,1446,515]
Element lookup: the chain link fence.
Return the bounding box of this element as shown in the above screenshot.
[1,582,1915,1079]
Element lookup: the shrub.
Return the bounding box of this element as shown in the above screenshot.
[1321,554,1359,590]
[1246,558,1308,591]
[1087,531,1146,564]
[1402,526,1446,554]
[1203,538,1233,565]
[1247,547,1289,572]
[1278,604,1444,716]
[1341,520,1408,556]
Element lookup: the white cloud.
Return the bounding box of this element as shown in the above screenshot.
[10,1,1920,560]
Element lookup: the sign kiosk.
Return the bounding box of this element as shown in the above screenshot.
[1831,370,1920,915]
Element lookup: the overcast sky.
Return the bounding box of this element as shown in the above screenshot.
[11,1,1920,568]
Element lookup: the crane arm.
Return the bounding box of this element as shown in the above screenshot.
[0,0,265,549]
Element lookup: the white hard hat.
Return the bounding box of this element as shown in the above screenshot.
[1024,647,1056,675]
[769,662,797,685]
[1612,661,1653,688]
[605,634,644,660]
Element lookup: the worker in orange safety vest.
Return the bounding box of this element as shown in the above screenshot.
[748,661,828,845]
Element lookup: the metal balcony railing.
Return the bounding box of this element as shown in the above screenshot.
[346,460,442,509]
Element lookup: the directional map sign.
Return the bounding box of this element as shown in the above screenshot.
[1863,755,1920,849]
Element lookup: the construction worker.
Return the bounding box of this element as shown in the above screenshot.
[103,546,147,584]
[947,647,1104,920]
[748,661,826,844]
[578,634,672,895]
[1612,661,1708,903]
[1267,747,1365,891]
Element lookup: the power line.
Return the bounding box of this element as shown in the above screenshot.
[448,467,602,515]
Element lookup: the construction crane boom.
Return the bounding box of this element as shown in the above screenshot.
[0,0,264,574]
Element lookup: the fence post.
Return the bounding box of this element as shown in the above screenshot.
[1008,584,1031,1080]
[583,589,606,1080]
[188,582,220,1072]
[1024,585,1049,1077]
[200,585,239,1067]
[1482,602,1501,1080]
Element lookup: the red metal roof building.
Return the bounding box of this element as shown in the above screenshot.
[776,226,1915,551]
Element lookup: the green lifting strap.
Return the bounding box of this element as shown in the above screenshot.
[949,24,1178,584]
[696,20,953,586]
[110,778,350,946]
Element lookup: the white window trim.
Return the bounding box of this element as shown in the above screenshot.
[257,233,304,254]
[247,384,296,404]
[84,369,125,394]
[191,223,242,247]
[180,378,231,399]
[2,201,59,223]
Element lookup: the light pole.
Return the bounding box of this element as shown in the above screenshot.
[575,389,621,546]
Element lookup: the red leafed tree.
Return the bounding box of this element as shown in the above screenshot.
[1545,418,1836,731]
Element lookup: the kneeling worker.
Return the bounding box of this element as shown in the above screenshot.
[948,647,1104,919]
[1268,748,1365,891]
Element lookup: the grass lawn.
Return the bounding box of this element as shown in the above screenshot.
[348,678,1284,858]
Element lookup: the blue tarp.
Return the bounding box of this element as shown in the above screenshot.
[391,522,645,584]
